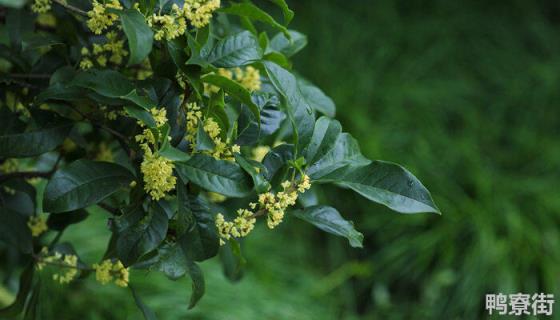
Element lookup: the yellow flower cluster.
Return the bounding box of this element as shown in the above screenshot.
[148,4,187,41]
[80,32,128,70]
[183,0,221,28]
[37,13,57,27]
[215,209,256,245]
[27,215,48,237]
[205,66,261,95]
[136,108,177,200]
[37,248,79,284]
[215,175,312,244]
[32,0,52,14]
[87,0,123,35]
[184,103,239,160]
[93,259,129,287]
[0,159,18,173]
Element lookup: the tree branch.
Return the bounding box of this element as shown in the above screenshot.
[53,0,88,16]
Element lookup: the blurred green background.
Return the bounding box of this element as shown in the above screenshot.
[4,0,560,319]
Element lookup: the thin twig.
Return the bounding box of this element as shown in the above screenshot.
[0,154,62,183]
[53,0,88,16]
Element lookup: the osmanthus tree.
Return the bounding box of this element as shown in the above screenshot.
[0,0,440,317]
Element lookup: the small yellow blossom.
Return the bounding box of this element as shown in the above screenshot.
[207,192,227,203]
[93,259,129,287]
[0,159,18,173]
[234,66,261,92]
[151,108,168,127]
[80,58,94,70]
[183,0,221,28]
[37,248,79,284]
[129,181,137,188]
[185,102,203,143]
[87,0,122,35]
[32,0,52,13]
[28,215,48,237]
[148,4,187,41]
[215,209,256,245]
[141,151,176,200]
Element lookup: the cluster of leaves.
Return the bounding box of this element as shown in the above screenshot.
[0,0,438,317]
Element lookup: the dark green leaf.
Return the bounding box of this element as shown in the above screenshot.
[0,0,26,8]
[266,0,294,25]
[185,259,205,309]
[0,263,34,317]
[0,207,32,253]
[177,189,219,262]
[0,122,72,158]
[44,160,134,213]
[262,143,294,181]
[234,153,270,193]
[320,162,441,214]
[116,204,169,265]
[263,61,315,152]
[152,243,187,280]
[195,122,216,151]
[298,76,336,117]
[47,209,89,231]
[120,9,154,65]
[219,239,245,282]
[124,105,156,127]
[220,3,289,37]
[292,205,363,248]
[201,74,260,123]
[204,31,262,67]
[269,30,307,57]
[175,154,252,197]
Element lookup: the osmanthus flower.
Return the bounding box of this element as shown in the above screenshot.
[215,175,313,244]
[36,248,79,284]
[137,108,177,200]
[183,0,221,28]
[27,215,48,237]
[204,66,262,94]
[87,0,123,35]
[93,259,130,287]
[31,0,51,14]
[148,4,187,41]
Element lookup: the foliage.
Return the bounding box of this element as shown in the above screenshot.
[0,0,438,318]
[291,0,560,318]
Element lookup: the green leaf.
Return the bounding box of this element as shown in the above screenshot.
[305,118,370,179]
[292,205,363,248]
[195,121,216,152]
[43,160,134,213]
[124,105,156,127]
[0,263,34,317]
[201,74,260,123]
[0,208,32,253]
[204,31,263,67]
[120,9,154,65]
[269,30,307,57]
[177,191,219,262]
[298,76,336,117]
[0,122,72,158]
[130,286,158,320]
[263,61,315,152]
[220,3,289,37]
[152,243,187,280]
[116,204,169,265]
[266,0,294,25]
[185,259,205,309]
[219,239,245,282]
[234,153,270,193]
[321,162,441,214]
[175,154,252,198]
[262,143,294,181]
[236,93,285,145]
[47,209,89,231]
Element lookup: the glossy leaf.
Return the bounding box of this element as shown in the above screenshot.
[220,3,289,37]
[263,61,315,152]
[185,259,205,309]
[120,9,154,65]
[204,31,263,67]
[153,243,187,280]
[320,162,441,214]
[269,30,307,57]
[234,153,270,193]
[0,122,72,158]
[116,204,169,265]
[292,205,363,248]
[266,0,294,25]
[0,208,32,253]
[201,74,260,122]
[43,160,134,213]
[298,76,336,117]
[130,286,158,320]
[175,154,252,198]
[47,209,89,231]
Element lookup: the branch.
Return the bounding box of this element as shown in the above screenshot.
[8,73,51,79]
[0,155,62,183]
[53,0,88,16]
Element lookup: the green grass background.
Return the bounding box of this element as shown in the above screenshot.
[3,0,560,319]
